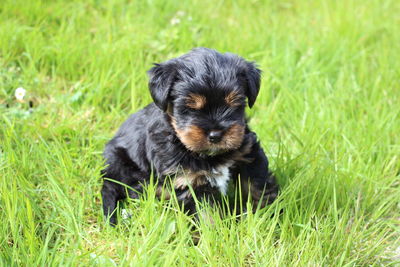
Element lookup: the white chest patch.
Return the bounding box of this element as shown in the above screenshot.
[205,165,231,195]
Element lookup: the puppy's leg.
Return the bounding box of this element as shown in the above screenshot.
[101,180,120,225]
[238,139,278,212]
[177,185,221,243]
[178,185,221,221]
[101,173,146,225]
[101,146,147,225]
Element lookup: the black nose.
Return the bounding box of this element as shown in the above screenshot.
[208,130,223,143]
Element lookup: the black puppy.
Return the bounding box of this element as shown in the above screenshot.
[101,48,278,225]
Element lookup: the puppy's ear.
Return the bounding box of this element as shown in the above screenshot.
[147,62,177,111]
[243,62,261,108]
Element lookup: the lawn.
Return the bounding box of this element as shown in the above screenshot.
[1,0,399,265]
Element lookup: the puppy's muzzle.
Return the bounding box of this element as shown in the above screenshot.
[208,130,223,143]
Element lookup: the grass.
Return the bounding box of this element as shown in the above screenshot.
[1,0,399,265]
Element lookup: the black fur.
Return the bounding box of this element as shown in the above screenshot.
[101,48,278,225]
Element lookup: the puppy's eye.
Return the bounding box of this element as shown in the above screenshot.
[225,91,244,107]
[185,93,206,110]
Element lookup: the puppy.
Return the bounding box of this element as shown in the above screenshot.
[101,48,278,225]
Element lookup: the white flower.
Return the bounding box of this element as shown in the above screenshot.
[15,87,26,101]
[176,11,185,17]
[170,17,181,25]
[170,11,187,25]
[121,209,132,220]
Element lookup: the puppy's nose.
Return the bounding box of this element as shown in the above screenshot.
[208,130,223,143]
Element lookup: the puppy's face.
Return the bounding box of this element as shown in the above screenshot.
[148,48,261,155]
[171,84,246,155]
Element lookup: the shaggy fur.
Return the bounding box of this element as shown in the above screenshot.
[101,48,278,225]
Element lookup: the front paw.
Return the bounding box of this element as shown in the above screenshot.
[249,173,279,211]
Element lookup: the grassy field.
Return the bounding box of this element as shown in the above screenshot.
[1,0,399,265]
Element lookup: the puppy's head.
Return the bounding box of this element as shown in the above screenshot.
[147,48,261,155]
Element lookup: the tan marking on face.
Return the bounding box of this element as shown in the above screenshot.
[222,124,245,150]
[186,93,206,110]
[171,116,246,152]
[225,91,242,107]
[172,119,208,151]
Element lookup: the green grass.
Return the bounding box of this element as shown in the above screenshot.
[1,0,399,265]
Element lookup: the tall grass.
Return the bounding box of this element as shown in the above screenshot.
[1,0,399,265]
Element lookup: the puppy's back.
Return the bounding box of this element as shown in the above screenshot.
[103,103,164,174]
